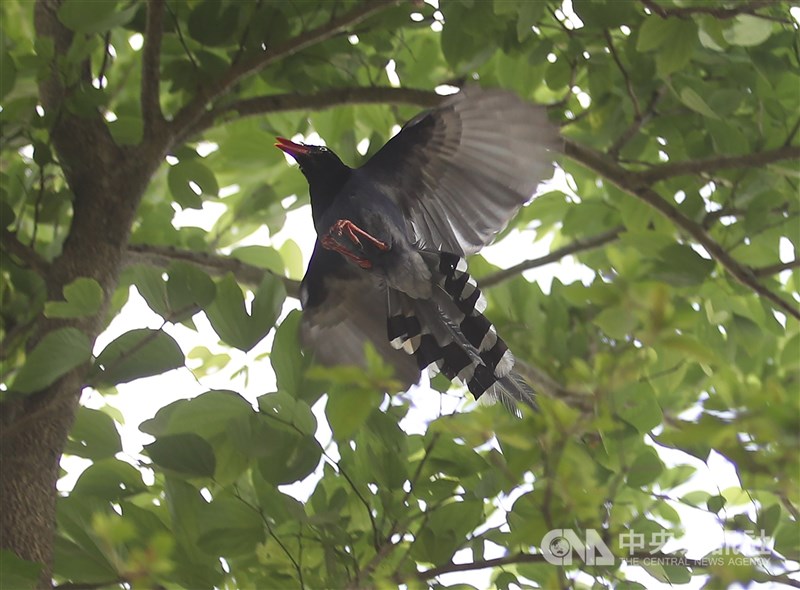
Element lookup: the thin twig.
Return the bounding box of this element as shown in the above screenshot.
[231,486,305,588]
[604,30,640,119]
[141,0,166,137]
[352,433,440,588]
[415,549,792,581]
[640,0,780,20]
[124,243,300,298]
[30,163,46,248]
[1,228,50,274]
[165,2,197,69]
[480,226,623,288]
[784,116,800,147]
[184,85,441,140]
[98,32,112,85]
[608,85,666,158]
[639,145,800,184]
[513,359,594,412]
[563,140,800,321]
[321,451,382,551]
[171,0,403,140]
[752,259,799,277]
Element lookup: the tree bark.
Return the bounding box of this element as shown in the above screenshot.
[0,3,167,586]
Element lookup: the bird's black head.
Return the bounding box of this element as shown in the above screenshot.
[275,137,352,215]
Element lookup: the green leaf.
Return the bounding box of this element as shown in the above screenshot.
[707,494,727,513]
[637,17,678,52]
[255,420,322,485]
[65,407,122,460]
[57,0,138,34]
[626,446,664,487]
[187,0,239,46]
[166,262,216,321]
[108,116,143,146]
[91,329,184,386]
[142,390,254,439]
[231,245,285,275]
[679,87,719,120]
[782,333,800,370]
[0,550,42,590]
[205,274,281,352]
[145,433,216,478]
[168,160,219,209]
[129,265,170,317]
[594,305,637,340]
[12,327,91,394]
[279,239,304,279]
[655,20,697,76]
[652,244,714,286]
[270,310,305,397]
[196,497,265,557]
[0,52,17,100]
[44,277,104,319]
[660,334,717,366]
[251,275,286,337]
[612,383,663,433]
[71,458,146,500]
[723,15,774,47]
[326,388,383,441]
[53,536,116,584]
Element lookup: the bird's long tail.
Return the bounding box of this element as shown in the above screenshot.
[387,251,536,414]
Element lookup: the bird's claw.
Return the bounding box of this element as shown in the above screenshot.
[321,219,389,270]
[329,219,389,252]
[321,233,373,269]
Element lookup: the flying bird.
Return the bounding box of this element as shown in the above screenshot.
[276,86,561,413]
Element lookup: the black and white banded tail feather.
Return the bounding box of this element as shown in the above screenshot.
[386,251,536,415]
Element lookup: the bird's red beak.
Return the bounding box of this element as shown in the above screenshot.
[275,137,310,159]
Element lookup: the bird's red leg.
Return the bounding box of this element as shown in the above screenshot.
[321,219,390,270]
[330,219,390,252]
[321,233,373,269]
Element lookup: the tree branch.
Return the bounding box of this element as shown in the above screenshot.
[604,30,640,119]
[415,550,794,582]
[752,259,799,278]
[514,359,595,412]
[608,85,667,158]
[141,0,165,138]
[1,228,50,274]
[640,0,782,20]
[639,145,800,185]
[185,86,442,140]
[563,140,800,321]
[170,0,403,141]
[125,244,301,298]
[480,226,623,288]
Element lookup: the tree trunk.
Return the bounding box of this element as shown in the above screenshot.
[0,5,168,585]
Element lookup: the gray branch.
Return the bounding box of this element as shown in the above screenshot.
[125,244,301,298]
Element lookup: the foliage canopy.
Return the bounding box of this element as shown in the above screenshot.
[0,1,798,589]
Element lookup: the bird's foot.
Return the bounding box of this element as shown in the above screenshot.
[321,233,373,269]
[321,219,389,269]
[329,219,390,252]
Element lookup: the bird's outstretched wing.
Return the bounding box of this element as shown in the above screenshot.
[361,86,562,255]
[299,243,421,388]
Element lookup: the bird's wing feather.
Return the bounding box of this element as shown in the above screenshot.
[361,86,562,255]
[299,244,421,388]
